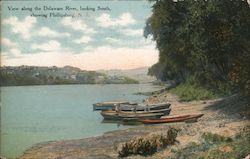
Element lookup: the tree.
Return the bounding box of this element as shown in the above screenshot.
[145,0,250,95]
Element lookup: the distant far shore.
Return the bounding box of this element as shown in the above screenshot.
[0,65,140,86]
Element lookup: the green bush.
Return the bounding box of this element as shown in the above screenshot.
[169,83,216,102]
[168,75,235,101]
[118,128,179,157]
[202,132,233,144]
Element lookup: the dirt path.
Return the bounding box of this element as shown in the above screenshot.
[19,92,249,159]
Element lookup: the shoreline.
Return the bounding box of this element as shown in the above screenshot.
[0,83,144,87]
[19,90,249,159]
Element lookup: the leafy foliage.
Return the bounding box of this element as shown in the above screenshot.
[145,0,250,95]
[118,127,179,157]
[169,80,217,102]
[202,132,233,144]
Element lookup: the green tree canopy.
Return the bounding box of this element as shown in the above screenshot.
[145,0,250,95]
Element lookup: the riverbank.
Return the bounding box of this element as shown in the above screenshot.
[19,91,249,159]
[0,66,139,87]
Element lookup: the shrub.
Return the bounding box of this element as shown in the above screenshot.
[118,127,179,157]
[169,83,216,102]
[202,132,233,144]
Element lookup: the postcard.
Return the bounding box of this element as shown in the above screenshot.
[1,0,249,158]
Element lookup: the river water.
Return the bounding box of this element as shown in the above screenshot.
[0,84,162,158]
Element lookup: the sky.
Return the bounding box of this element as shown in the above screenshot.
[1,0,159,70]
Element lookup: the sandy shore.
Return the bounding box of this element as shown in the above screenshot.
[19,91,249,159]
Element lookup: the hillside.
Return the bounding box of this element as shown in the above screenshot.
[98,67,156,83]
[0,65,139,86]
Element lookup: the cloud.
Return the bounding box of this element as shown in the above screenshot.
[2,44,158,70]
[36,27,71,38]
[83,46,94,51]
[3,16,37,40]
[31,40,62,51]
[10,48,22,57]
[73,36,92,44]
[105,37,123,45]
[105,36,154,47]
[2,38,18,47]
[61,17,96,34]
[76,45,158,70]
[96,12,136,28]
[2,17,70,39]
[119,28,143,36]
[2,48,23,58]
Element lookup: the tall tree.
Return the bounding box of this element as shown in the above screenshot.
[145,0,250,95]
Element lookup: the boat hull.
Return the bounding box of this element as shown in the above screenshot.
[144,108,171,115]
[141,114,204,124]
[93,101,131,111]
[100,111,165,120]
[118,102,171,112]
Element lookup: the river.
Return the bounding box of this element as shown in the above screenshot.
[0,84,162,158]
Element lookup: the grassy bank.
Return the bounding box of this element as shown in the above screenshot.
[169,83,217,102]
[168,76,234,102]
[169,131,250,159]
